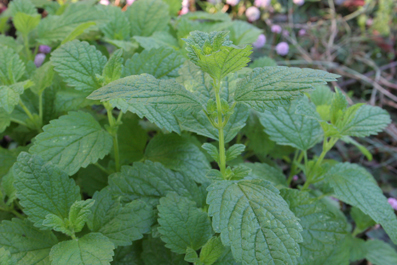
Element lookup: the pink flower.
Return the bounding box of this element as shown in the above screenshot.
[292,175,298,181]
[34,53,46,67]
[293,0,304,5]
[282,30,289,37]
[99,0,110,5]
[180,6,189,15]
[226,0,239,6]
[254,0,270,8]
[253,34,266,48]
[298,29,306,36]
[388,198,397,210]
[126,0,135,5]
[271,25,282,34]
[38,45,51,54]
[275,42,289,56]
[246,6,260,22]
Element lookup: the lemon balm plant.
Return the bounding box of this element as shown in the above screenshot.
[0,0,396,265]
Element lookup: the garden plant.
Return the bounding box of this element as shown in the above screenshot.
[0,0,396,265]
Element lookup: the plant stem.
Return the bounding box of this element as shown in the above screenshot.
[11,209,25,219]
[104,103,121,172]
[10,118,28,127]
[19,100,42,132]
[23,34,31,61]
[287,150,304,185]
[39,93,43,123]
[94,162,111,175]
[214,82,226,177]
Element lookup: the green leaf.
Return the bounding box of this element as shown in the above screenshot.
[0,82,26,113]
[244,162,287,187]
[337,105,391,137]
[144,134,211,184]
[141,237,188,265]
[0,218,58,265]
[100,5,130,40]
[2,170,17,206]
[109,160,202,207]
[341,136,372,161]
[349,236,366,262]
[30,111,113,175]
[0,46,25,86]
[228,21,262,46]
[0,247,16,265]
[202,143,219,162]
[225,144,245,161]
[88,74,202,116]
[0,108,10,133]
[88,188,155,247]
[68,199,95,234]
[0,146,28,178]
[310,85,333,106]
[364,239,397,265]
[323,162,397,244]
[322,235,350,265]
[61,21,97,45]
[249,56,277,68]
[351,207,376,233]
[111,242,144,265]
[13,152,81,229]
[103,49,124,85]
[77,164,108,197]
[207,179,303,264]
[49,233,115,265]
[0,35,23,53]
[199,236,226,265]
[281,189,349,265]
[185,248,200,263]
[54,88,94,113]
[123,47,185,79]
[126,0,170,37]
[235,67,339,112]
[212,248,240,265]
[30,62,54,95]
[163,0,182,16]
[8,0,37,16]
[50,40,107,92]
[36,4,106,46]
[258,99,323,150]
[134,31,180,50]
[13,12,40,36]
[157,193,213,254]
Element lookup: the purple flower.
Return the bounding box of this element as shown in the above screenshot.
[34,53,46,67]
[388,198,397,210]
[226,0,239,6]
[254,0,270,8]
[293,0,305,5]
[38,45,51,54]
[271,25,282,34]
[246,6,260,22]
[253,34,266,48]
[275,42,289,56]
[292,175,298,181]
[99,0,110,5]
[298,29,306,36]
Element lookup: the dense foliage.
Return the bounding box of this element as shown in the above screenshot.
[0,0,396,265]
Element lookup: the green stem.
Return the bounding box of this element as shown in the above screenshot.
[94,163,111,175]
[104,103,121,172]
[11,209,25,219]
[287,150,303,185]
[39,92,43,124]
[23,34,31,61]
[10,118,28,127]
[214,82,226,177]
[19,100,42,132]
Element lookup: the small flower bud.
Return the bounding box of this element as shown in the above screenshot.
[180,6,189,15]
[38,45,51,54]
[34,53,46,68]
[388,198,397,210]
[253,34,266,49]
[126,0,135,5]
[275,42,289,56]
[226,0,240,6]
[298,29,306,36]
[271,25,282,34]
[246,6,261,22]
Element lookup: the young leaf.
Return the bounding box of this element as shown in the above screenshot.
[61,21,97,45]
[88,188,155,247]
[185,248,200,263]
[323,162,397,244]
[123,47,185,79]
[68,199,95,234]
[199,236,226,265]
[281,189,349,265]
[125,0,170,37]
[13,12,40,36]
[234,67,339,111]
[351,207,376,233]
[141,237,188,265]
[30,111,113,175]
[202,143,219,162]
[109,161,202,207]
[225,144,245,161]
[258,99,323,150]
[30,62,54,95]
[0,219,58,264]
[144,134,211,184]
[13,152,81,229]
[102,49,124,85]
[0,46,25,85]
[50,40,107,92]
[207,179,303,264]
[49,233,115,265]
[245,162,288,187]
[310,85,333,106]
[364,239,397,265]
[8,0,37,16]
[157,193,213,254]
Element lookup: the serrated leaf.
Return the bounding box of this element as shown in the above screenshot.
[281,189,349,265]
[200,236,226,265]
[8,0,37,16]
[123,47,185,79]
[126,0,170,37]
[351,207,376,233]
[364,239,397,265]
[61,21,97,45]
[202,143,219,162]
[141,237,188,265]
[144,134,211,184]
[158,193,212,254]
[0,218,58,265]
[349,236,366,262]
[185,248,200,263]
[68,199,95,234]
[0,108,10,133]
[30,62,54,95]
[88,74,202,116]
[337,105,391,137]
[2,170,17,206]
[0,35,23,53]
[322,235,350,265]
[109,160,202,207]
[0,146,28,178]
[212,247,240,265]
[244,162,287,187]
[323,162,397,244]
[100,5,130,40]
[54,88,93,113]
[30,111,113,175]
[250,57,277,68]
[0,46,25,86]
[310,85,333,106]
[228,21,262,46]
[258,99,323,150]
[225,144,245,161]
[207,179,303,264]
[103,49,124,85]
[50,40,107,92]
[0,82,26,114]
[235,67,339,112]
[0,247,16,265]
[13,12,40,36]
[88,188,155,247]
[49,233,115,265]
[134,31,180,50]
[13,152,81,229]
